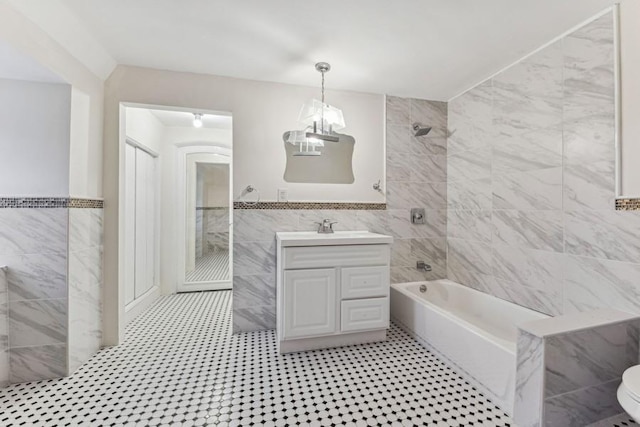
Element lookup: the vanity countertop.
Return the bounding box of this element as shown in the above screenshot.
[276,231,393,247]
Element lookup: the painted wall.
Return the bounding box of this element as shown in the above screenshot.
[125,108,164,153]
[108,67,384,204]
[446,12,640,317]
[0,79,71,196]
[0,2,105,199]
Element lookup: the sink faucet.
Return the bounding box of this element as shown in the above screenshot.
[315,219,337,234]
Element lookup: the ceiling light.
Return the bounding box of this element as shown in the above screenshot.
[193,113,203,128]
[298,62,345,142]
[285,62,346,156]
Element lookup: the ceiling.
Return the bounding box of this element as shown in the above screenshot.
[149,109,232,130]
[13,0,623,100]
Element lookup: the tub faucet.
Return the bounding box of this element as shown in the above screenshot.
[417,261,432,272]
[315,219,337,234]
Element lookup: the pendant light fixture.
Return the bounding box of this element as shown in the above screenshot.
[285,62,347,156]
[298,62,345,142]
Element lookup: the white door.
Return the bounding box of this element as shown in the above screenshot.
[124,144,158,306]
[124,144,137,306]
[283,268,337,339]
[134,149,157,298]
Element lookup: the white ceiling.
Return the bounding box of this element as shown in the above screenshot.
[149,109,232,130]
[14,0,624,100]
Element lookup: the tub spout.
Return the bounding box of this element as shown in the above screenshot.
[417,261,432,272]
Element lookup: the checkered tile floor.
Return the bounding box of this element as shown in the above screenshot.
[186,251,230,283]
[0,290,519,426]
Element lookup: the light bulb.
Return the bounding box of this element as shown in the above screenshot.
[193,113,203,128]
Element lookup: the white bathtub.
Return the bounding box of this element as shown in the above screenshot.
[390,279,548,415]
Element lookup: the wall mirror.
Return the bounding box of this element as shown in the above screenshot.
[283,132,355,184]
[185,156,232,287]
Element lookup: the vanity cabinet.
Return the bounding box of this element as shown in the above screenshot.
[276,231,393,354]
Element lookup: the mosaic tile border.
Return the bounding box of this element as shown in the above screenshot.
[68,198,104,209]
[616,198,640,211]
[233,201,387,210]
[0,197,103,209]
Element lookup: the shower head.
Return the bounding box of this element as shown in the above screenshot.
[412,123,432,137]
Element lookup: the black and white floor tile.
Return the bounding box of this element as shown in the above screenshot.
[589,414,638,427]
[186,252,230,283]
[2,291,516,426]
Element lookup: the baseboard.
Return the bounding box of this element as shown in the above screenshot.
[125,285,161,326]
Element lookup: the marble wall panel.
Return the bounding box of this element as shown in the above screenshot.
[447,80,493,155]
[9,299,67,347]
[545,322,638,396]
[516,313,639,427]
[447,11,621,321]
[544,379,623,427]
[514,331,545,427]
[67,208,103,375]
[9,344,67,383]
[0,208,68,256]
[0,267,7,388]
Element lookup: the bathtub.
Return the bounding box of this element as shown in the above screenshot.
[390,280,548,415]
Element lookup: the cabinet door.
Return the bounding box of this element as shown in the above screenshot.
[283,269,337,339]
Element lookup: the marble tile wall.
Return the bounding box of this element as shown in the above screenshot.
[205,209,229,252]
[0,208,69,383]
[447,12,629,317]
[232,96,447,333]
[514,311,639,426]
[386,97,448,284]
[0,266,8,388]
[0,203,103,386]
[68,208,103,374]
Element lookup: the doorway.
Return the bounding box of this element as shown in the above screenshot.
[119,104,233,327]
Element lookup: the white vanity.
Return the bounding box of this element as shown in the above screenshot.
[276,231,393,353]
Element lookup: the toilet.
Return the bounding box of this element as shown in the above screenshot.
[618,366,640,421]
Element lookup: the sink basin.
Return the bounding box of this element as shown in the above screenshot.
[276,230,393,247]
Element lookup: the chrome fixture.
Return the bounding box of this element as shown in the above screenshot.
[412,122,432,137]
[315,219,338,234]
[417,261,432,272]
[411,208,425,224]
[285,62,346,156]
[373,180,382,192]
[239,185,260,206]
[419,284,428,293]
[193,113,203,128]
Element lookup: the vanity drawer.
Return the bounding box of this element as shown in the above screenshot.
[341,266,389,299]
[341,297,389,332]
[283,244,389,269]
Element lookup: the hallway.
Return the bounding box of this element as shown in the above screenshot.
[0,291,513,426]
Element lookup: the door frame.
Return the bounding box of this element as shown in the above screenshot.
[176,143,233,292]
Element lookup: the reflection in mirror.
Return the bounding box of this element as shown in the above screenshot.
[283,132,355,184]
[186,161,231,283]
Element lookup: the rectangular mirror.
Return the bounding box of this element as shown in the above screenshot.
[185,160,231,283]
